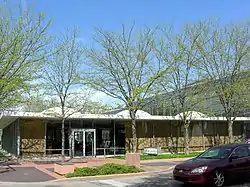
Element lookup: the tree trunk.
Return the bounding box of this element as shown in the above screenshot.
[129,110,137,153]
[61,118,65,161]
[228,119,234,144]
[183,122,190,155]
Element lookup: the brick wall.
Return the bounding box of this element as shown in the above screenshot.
[126,135,243,153]
[125,120,244,153]
[20,119,45,156]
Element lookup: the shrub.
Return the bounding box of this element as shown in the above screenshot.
[65,163,143,178]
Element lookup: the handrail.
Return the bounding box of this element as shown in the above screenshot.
[44,147,125,157]
[96,147,125,157]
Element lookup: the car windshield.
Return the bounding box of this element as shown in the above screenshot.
[198,146,233,159]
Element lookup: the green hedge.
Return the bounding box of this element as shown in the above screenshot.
[65,163,144,178]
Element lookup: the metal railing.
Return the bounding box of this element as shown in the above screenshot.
[96,147,125,157]
[45,149,70,156]
[44,148,125,157]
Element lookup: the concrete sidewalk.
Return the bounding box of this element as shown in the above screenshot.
[140,158,190,172]
[0,169,175,187]
[0,157,188,183]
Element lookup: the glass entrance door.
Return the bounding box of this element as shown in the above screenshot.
[72,129,96,157]
[73,131,84,157]
[85,129,96,156]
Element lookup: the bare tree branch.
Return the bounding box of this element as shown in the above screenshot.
[196,21,250,143]
[39,28,87,160]
[84,25,169,153]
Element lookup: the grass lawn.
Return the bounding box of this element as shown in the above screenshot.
[65,163,144,178]
[113,152,201,160]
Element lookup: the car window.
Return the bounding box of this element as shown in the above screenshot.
[247,145,250,155]
[203,148,219,157]
[198,146,232,159]
[233,146,249,158]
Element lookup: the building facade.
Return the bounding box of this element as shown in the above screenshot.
[0,108,250,158]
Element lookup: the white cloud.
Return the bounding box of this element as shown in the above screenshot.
[90,91,122,106]
[25,82,123,107]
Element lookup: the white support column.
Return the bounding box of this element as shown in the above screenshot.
[92,119,95,129]
[92,120,96,157]
[44,121,47,157]
[16,118,20,158]
[152,122,156,147]
[0,129,3,150]
[72,129,75,158]
[113,120,116,155]
[83,130,86,157]
[93,129,96,157]
[69,120,72,158]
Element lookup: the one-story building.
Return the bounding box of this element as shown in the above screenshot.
[1,107,250,158]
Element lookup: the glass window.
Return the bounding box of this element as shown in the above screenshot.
[198,146,233,159]
[102,129,110,141]
[233,146,249,158]
[247,145,250,153]
[203,122,214,136]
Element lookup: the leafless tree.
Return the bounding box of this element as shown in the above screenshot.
[84,25,169,153]
[40,28,89,160]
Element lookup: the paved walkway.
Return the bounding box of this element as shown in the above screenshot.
[0,158,188,183]
[0,170,247,187]
[0,167,55,182]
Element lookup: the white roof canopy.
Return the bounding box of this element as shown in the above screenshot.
[175,111,207,119]
[0,108,250,129]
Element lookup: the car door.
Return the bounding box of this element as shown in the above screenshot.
[245,145,250,174]
[230,146,249,175]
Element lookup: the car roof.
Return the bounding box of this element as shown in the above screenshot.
[213,143,248,149]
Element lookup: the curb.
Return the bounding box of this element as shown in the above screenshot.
[0,166,176,184]
[50,165,176,182]
[140,157,192,163]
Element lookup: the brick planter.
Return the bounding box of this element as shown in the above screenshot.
[125,153,140,167]
[54,162,74,175]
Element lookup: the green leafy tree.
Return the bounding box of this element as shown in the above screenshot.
[158,23,208,154]
[196,21,250,143]
[0,2,51,112]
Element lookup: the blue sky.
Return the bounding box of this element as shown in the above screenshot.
[24,0,250,44]
[8,0,250,106]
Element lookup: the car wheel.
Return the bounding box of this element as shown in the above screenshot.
[213,170,225,187]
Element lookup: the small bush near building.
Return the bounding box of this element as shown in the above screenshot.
[65,163,144,178]
[114,152,201,160]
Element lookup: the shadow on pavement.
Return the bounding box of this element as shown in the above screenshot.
[130,173,250,187]
[141,162,181,167]
[0,167,55,182]
[130,173,184,187]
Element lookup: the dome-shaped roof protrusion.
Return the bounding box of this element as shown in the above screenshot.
[175,111,207,119]
[115,110,151,119]
[41,107,82,117]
